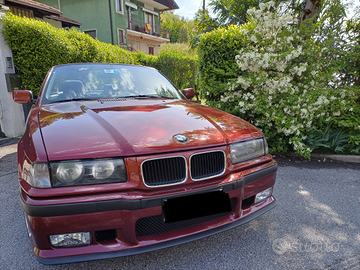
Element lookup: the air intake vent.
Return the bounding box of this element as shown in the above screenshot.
[142,156,186,187]
[136,198,236,237]
[190,151,225,180]
[98,98,127,102]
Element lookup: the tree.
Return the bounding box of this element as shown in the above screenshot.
[341,7,360,86]
[209,0,260,25]
[160,11,194,43]
[212,2,360,157]
[297,0,321,27]
[178,25,190,43]
[194,9,220,33]
[194,0,303,32]
[160,11,183,43]
[193,0,259,33]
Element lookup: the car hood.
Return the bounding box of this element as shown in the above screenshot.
[38,99,263,161]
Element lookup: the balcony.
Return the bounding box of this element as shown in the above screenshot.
[127,18,170,41]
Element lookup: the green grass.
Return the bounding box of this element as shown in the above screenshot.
[161,43,196,57]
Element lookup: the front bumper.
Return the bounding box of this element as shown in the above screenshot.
[22,164,277,264]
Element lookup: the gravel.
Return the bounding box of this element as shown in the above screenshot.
[1,143,359,270]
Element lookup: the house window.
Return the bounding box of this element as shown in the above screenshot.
[116,0,123,13]
[126,5,131,29]
[84,30,97,39]
[144,12,154,34]
[118,29,126,45]
[148,46,154,55]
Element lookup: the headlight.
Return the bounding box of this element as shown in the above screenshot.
[26,163,51,188]
[51,159,127,187]
[56,163,84,184]
[230,138,268,164]
[92,161,115,180]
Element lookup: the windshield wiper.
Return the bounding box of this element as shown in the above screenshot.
[119,94,176,99]
[51,97,98,104]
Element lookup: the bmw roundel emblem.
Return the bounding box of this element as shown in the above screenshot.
[173,134,189,143]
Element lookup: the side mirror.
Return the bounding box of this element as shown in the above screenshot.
[182,88,195,100]
[12,90,33,104]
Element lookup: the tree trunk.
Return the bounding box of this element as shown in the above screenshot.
[297,0,321,28]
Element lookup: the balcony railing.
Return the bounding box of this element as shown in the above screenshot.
[127,18,170,40]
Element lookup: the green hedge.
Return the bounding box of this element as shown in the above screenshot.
[2,13,134,96]
[134,50,198,90]
[2,13,198,96]
[197,24,253,108]
[134,51,158,67]
[156,49,198,90]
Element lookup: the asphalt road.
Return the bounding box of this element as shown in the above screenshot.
[1,143,359,270]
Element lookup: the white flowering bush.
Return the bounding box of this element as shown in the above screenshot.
[217,1,359,158]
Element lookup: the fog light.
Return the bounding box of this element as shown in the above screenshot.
[255,187,273,204]
[49,232,91,247]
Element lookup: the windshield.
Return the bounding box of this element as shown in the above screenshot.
[41,64,183,104]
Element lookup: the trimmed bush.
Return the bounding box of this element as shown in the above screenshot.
[155,49,197,90]
[2,13,134,96]
[197,24,254,106]
[134,49,198,90]
[2,13,198,97]
[133,51,158,67]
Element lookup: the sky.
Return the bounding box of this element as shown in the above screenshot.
[173,0,360,20]
[344,0,360,17]
[173,0,212,20]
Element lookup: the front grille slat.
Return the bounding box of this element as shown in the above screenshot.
[142,156,186,187]
[142,151,225,187]
[190,151,225,180]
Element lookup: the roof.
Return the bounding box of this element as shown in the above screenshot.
[153,0,179,10]
[46,15,82,28]
[5,0,81,27]
[6,0,61,15]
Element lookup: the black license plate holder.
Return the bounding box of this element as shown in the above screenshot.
[163,190,231,223]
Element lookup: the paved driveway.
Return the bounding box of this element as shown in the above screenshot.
[1,143,359,270]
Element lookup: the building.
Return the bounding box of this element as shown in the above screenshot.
[4,0,81,28]
[36,0,179,55]
[0,0,81,138]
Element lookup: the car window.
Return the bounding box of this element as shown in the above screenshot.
[41,64,183,104]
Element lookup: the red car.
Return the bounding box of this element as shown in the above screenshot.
[13,63,277,264]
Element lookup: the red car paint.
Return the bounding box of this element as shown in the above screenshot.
[15,64,277,264]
